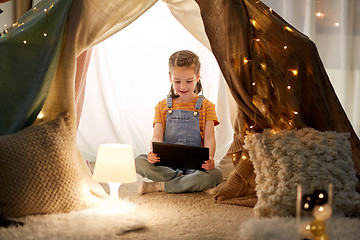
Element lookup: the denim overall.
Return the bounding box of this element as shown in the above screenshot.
[163,94,203,147]
[135,95,223,193]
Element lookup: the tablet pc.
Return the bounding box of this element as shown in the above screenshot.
[152,142,209,170]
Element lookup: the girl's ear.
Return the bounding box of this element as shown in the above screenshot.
[196,72,200,82]
[169,72,173,83]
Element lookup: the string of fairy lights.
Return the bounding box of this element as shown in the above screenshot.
[249,10,300,127]
[0,1,54,44]
[0,1,55,121]
[233,2,340,157]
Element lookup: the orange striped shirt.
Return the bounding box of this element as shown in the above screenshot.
[153,96,220,142]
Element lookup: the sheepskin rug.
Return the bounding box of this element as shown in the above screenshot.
[244,128,360,217]
[0,199,145,240]
[239,217,360,240]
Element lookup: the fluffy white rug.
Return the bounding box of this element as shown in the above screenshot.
[239,217,360,240]
[0,199,145,240]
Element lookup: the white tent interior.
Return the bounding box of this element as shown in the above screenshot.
[76,1,235,166]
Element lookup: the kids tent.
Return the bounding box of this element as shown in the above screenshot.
[1,0,359,216]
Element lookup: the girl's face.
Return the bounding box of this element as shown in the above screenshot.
[169,66,200,98]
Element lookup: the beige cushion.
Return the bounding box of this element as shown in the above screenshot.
[244,128,360,217]
[215,153,257,207]
[0,112,95,218]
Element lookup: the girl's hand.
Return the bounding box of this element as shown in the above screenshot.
[147,151,160,164]
[202,158,215,171]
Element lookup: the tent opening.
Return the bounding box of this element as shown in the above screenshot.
[76,1,235,165]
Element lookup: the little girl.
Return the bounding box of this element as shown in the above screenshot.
[135,50,223,194]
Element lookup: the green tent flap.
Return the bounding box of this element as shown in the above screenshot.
[0,0,72,135]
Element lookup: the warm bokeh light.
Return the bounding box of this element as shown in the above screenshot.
[250,19,257,27]
[37,111,44,119]
[284,26,293,32]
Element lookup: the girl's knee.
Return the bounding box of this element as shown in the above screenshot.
[135,154,148,171]
[209,167,223,184]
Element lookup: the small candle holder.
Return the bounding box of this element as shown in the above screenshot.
[296,184,333,240]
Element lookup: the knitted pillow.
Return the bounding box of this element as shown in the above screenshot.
[244,128,360,217]
[0,112,94,218]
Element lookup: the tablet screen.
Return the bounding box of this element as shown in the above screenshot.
[152,142,209,170]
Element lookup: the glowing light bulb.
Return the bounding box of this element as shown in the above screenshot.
[241,155,247,160]
[310,219,326,237]
[44,9,48,13]
[252,82,256,86]
[293,111,299,115]
[269,8,273,12]
[313,204,332,221]
[250,19,257,27]
[283,45,288,50]
[316,12,323,17]
[244,58,249,64]
[271,129,279,134]
[334,22,340,27]
[37,112,44,119]
[287,85,291,90]
[255,38,260,42]
[284,26,293,32]
[250,125,255,129]
[298,221,313,240]
[292,69,298,76]
[43,33,47,37]
[23,40,27,44]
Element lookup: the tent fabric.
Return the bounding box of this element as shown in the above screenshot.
[74,48,93,127]
[37,0,157,127]
[163,0,211,51]
[14,0,32,20]
[0,0,72,135]
[195,0,360,205]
